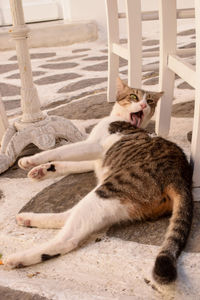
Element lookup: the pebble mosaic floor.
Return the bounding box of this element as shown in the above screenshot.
[0,27,199,299]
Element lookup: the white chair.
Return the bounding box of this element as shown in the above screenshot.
[105,0,199,186]
[105,0,194,102]
[156,0,199,187]
[105,0,142,102]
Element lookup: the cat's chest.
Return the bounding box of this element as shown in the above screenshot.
[88,117,123,152]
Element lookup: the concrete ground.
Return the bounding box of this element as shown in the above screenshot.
[0,25,200,299]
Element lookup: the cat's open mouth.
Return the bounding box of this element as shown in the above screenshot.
[130,111,143,127]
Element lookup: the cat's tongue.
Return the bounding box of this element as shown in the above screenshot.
[130,112,142,127]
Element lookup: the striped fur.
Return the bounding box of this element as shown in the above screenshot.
[96,121,193,284]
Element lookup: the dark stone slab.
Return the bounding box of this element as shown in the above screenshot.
[177,82,194,90]
[187,131,192,143]
[0,286,48,300]
[72,48,91,53]
[1,144,41,179]
[143,46,159,52]
[0,190,4,200]
[177,29,195,36]
[34,73,81,85]
[0,160,27,179]
[83,56,108,61]
[179,42,196,49]
[85,124,96,134]
[3,99,20,111]
[0,82,20,97]
[45,87,107,109]
[142,71,159,80]
[39,62,78,70]
[107,202,200,253]
[119,57,128,67]
[48,93,113,120]
[142,40,159,46]
[47,54,87,62]
[7,71,46,79]
[0,64,18,74]
[20,172,97,213]
[81,57,126,72]
[66,88,107,104]
[100,49,108,53]
[120,70,128,75]
[58,78,107,94]
[143,77,158,85]
[172,100,194,118]
[82,62,108,72]
[120,38,128,44]
[9,53,56,61]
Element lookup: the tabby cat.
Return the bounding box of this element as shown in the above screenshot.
[4,78,193,284]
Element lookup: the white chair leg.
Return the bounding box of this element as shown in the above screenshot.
[125,0,142,89]
[191,0,200,187]
[156,0,177,137]
[105,0,119,102]
[0,95,8,144]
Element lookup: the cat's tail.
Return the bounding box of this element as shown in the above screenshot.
[153,184,193,284]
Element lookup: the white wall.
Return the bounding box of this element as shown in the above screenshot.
[63,0,107,39]
[65,0,195,40]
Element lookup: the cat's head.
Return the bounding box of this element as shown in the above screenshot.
[111,77,163,128]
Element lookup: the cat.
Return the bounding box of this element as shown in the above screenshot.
[3,77,193,285]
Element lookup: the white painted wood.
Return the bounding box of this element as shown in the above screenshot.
[112,44,195,59]
[105,0,119,102]
[191,0,200,187]
[118,8,195,20]
[168,55,196,88]
[0,96,8,144]
[125,0,142,89]
[112,43,128,60]
[0,0,62,26]
[105,0,142,101]
[156,0,177,137]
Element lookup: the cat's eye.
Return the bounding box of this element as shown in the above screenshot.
[147,99,154,104]
[130,94,138,101]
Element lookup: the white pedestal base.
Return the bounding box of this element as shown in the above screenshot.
[0,115,86,174]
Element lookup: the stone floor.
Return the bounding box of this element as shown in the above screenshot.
[0,27,200,300]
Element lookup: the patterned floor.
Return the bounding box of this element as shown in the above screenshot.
[0,28,199,299]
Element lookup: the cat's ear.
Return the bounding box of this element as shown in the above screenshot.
[116,77,128,100]
[152,91,164,102]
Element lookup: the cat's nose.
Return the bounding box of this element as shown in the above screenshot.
[140,103,147,109]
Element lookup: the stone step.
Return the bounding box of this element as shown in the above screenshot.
[0,20,98,50]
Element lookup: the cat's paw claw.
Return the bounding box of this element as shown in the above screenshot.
[18,157,36,170]
[28,163,55,181]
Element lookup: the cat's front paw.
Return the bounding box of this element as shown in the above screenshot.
[16,213,34,227]
[3,253,26,269]
[18,157,37,170]
[28,163,56,181]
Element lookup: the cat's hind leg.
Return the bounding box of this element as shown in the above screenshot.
[28,161,94,181]
[16,210,71,229]
[4,188,130,269]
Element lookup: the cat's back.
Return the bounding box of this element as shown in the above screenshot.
[103,121,192,187]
